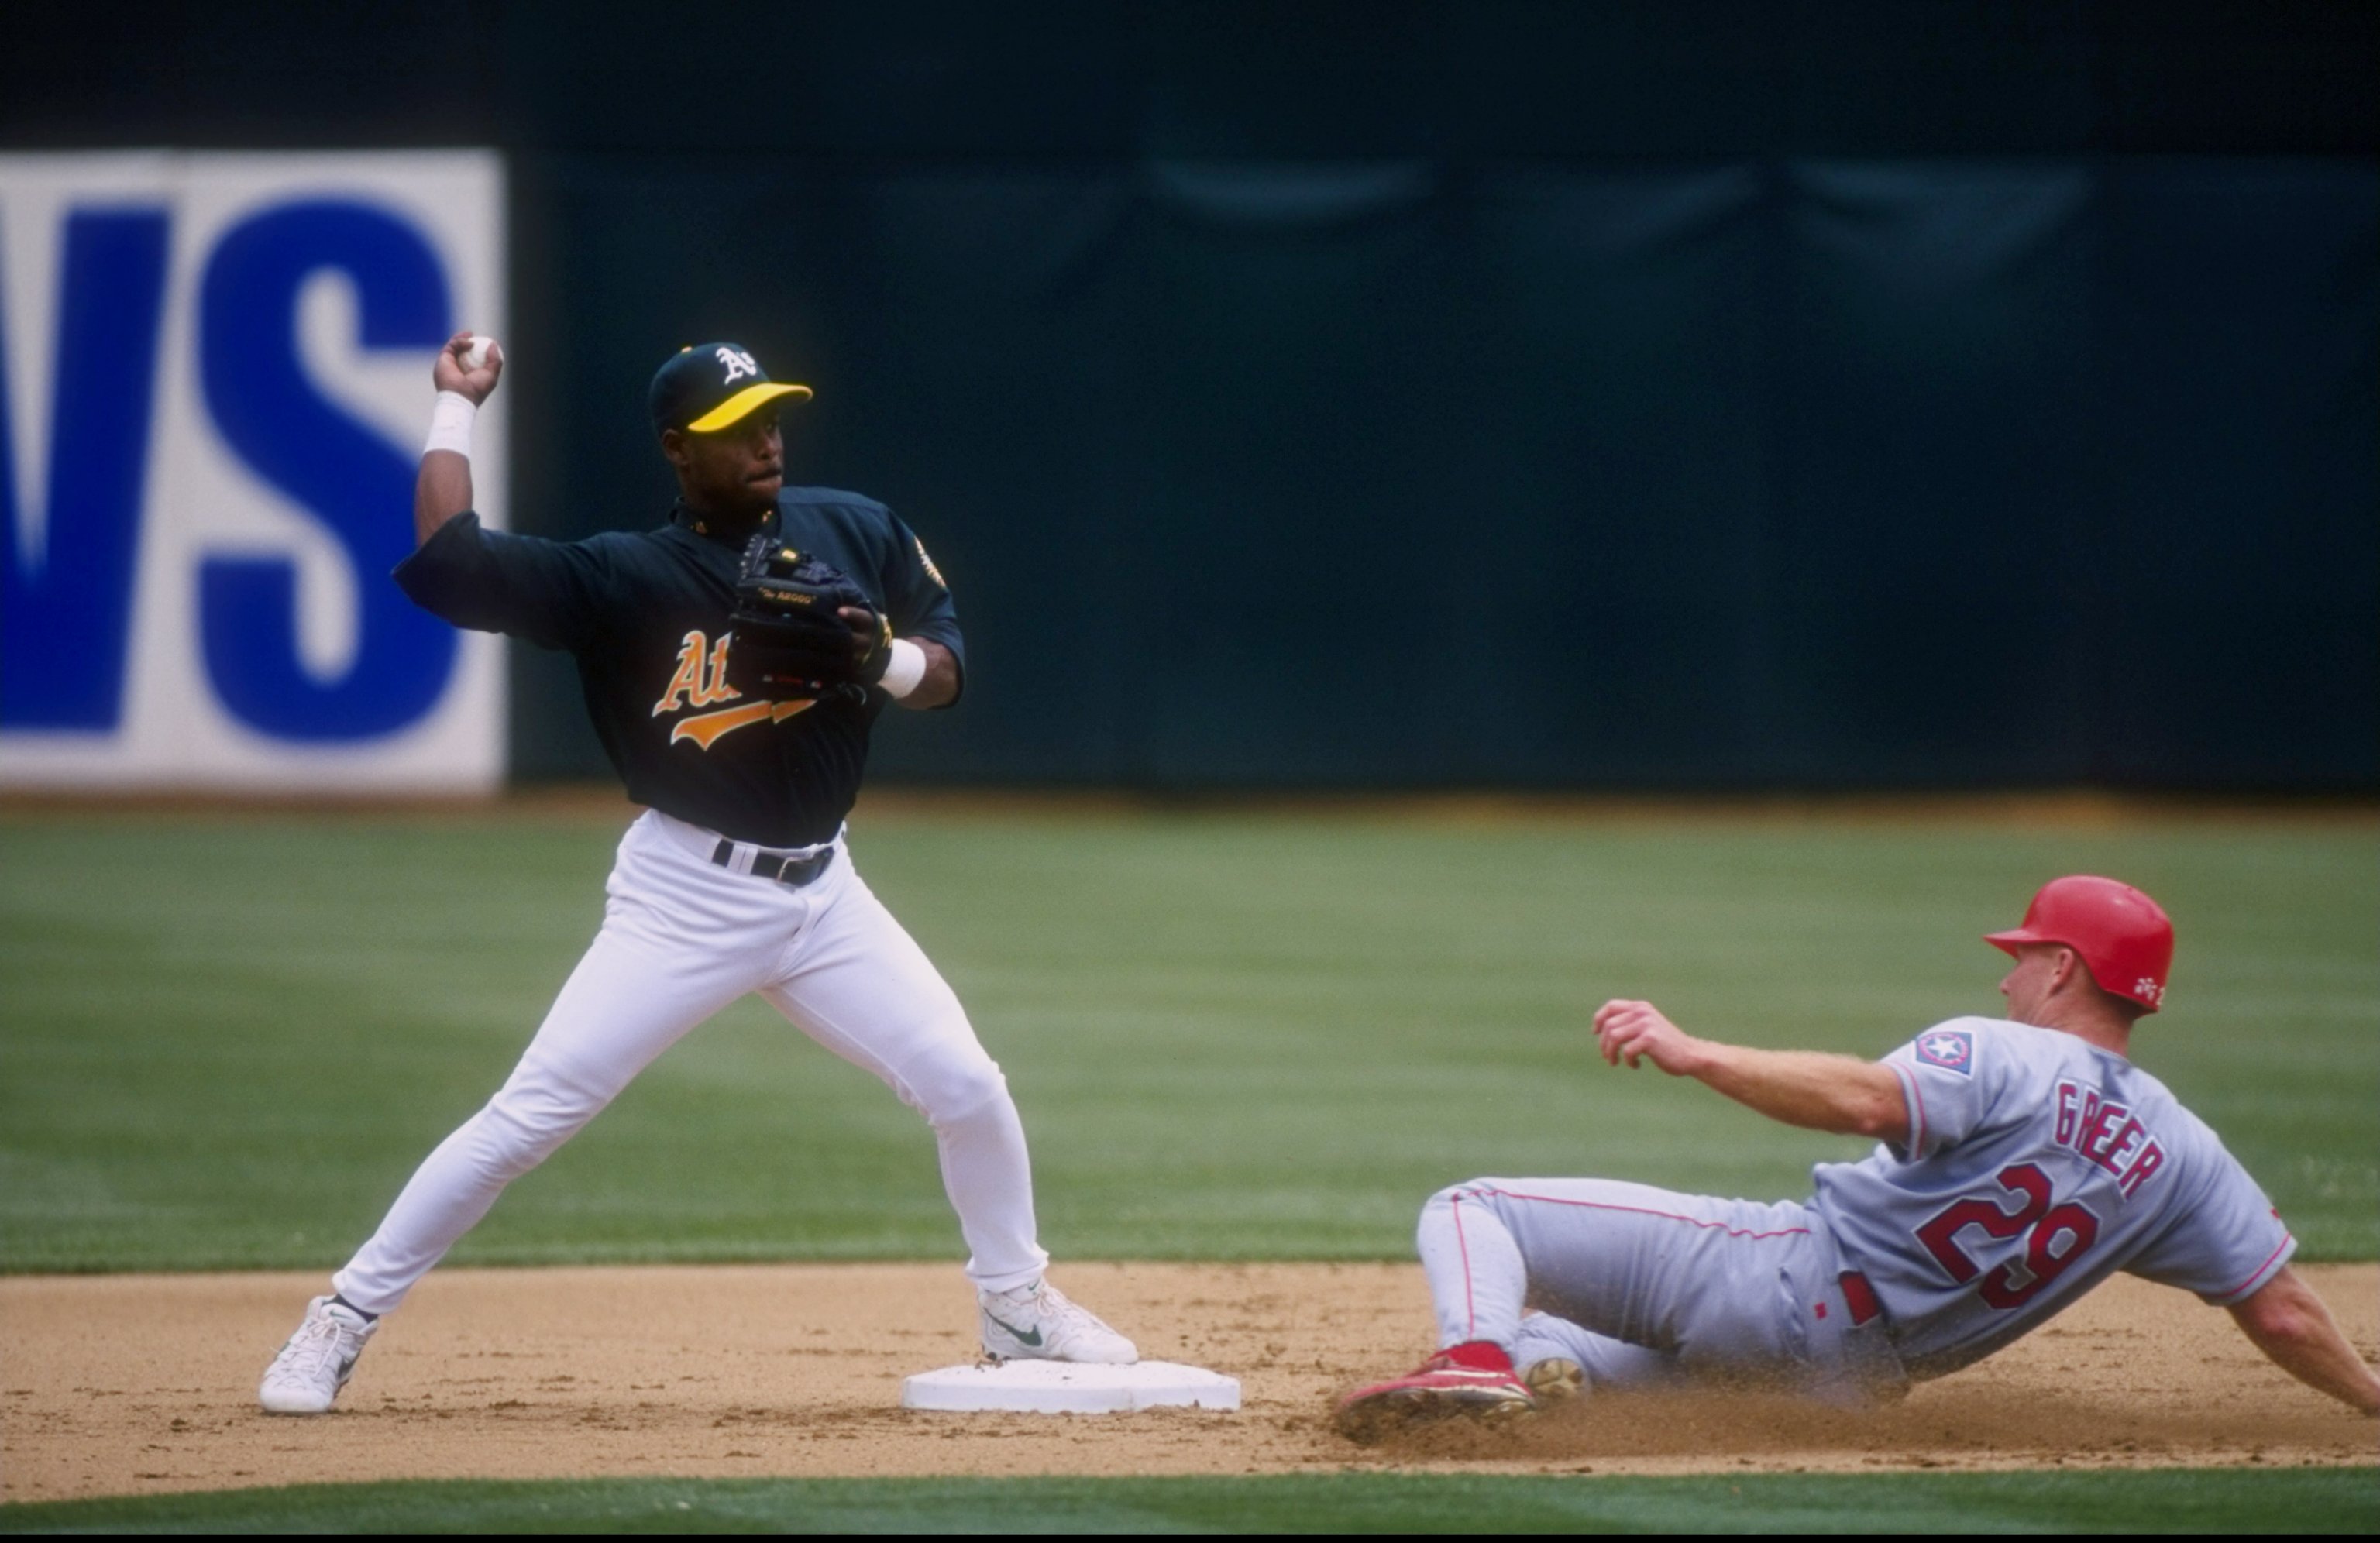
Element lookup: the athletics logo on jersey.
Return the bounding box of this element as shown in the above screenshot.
[1914,1029,1975,1076]
[650,629,813,749]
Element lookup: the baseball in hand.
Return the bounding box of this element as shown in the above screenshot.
[461,335,494,371]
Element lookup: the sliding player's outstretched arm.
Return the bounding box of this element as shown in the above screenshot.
[1591,998,1909,1143]
[2228,1266,2380,1414]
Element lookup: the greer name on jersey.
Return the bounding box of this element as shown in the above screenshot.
[394,489,960,848]
[1811,1018,2292,1383]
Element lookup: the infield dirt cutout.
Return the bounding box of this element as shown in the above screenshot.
[4,1263,2372,1502]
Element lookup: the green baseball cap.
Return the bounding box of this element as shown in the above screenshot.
[648,342,813,436]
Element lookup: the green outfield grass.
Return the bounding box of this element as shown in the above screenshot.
[1,804,2373,1273]
[2,1468,2375,1534]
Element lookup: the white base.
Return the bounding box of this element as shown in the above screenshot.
[901,1359,1240,1414]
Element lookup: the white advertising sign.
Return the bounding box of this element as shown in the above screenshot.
[0,152,505,792]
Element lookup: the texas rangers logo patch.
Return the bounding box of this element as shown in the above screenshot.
[1914,1029,1975,1076]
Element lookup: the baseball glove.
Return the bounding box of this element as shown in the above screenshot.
[725,534,893,699]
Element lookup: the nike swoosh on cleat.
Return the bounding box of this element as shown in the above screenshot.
[983,1311,1042,1349]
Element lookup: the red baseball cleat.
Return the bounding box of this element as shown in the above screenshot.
[1333,1340,1536,1442]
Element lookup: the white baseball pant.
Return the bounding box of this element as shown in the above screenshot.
[1420,1178,1905,1404]
[332,809,1048,1316]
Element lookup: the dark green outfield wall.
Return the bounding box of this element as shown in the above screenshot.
[12,2,2376,789]
[520,155,2377,791]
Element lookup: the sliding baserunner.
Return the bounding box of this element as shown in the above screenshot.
[1336,875,2379,1438]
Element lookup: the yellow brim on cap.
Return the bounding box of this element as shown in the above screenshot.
[687,381,813,432]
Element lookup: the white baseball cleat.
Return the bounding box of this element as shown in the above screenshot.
[258,1295,377,1414]
[978,1279,1138,1365]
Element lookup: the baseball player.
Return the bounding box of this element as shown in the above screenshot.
[259,334,1136,1415]
[1336,875,2380,1438]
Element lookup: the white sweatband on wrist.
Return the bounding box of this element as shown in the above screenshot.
[423,391,476,458]
[879,637,928,699]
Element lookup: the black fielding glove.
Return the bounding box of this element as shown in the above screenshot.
[726,534,887,699]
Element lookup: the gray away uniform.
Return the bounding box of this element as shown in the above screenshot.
[1418,1018,2294,1402]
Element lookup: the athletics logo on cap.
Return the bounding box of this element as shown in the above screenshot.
[1915,1029,1974,1076]
[648,341,813,438]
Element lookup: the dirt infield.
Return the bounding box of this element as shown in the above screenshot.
[4,1263,2372,1502]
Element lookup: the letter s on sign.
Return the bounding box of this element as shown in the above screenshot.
[198,201,456,741]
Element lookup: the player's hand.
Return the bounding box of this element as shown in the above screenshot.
[1593,999,1708,1077]
[836,605,895,682]
[432,331,503,405]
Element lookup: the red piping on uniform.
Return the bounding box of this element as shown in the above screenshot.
[1474,1187,1810,1241]
[2218,1235,2295,1302]
[1451,1191,1479,1340]
[1893,1060,1928,1153]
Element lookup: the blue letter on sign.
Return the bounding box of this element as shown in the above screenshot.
[198,201,456,741]
[0,209,171,729]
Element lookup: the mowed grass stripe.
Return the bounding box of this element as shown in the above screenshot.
[3,1469,2376,1534]
[1,811,2372,1272]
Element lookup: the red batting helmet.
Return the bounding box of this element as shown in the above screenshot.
[1985,875,2175,1012]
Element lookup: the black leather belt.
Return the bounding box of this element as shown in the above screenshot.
[711,839,834,887]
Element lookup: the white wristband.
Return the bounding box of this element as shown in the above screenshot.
[423,391,476,459]
[879,637,928,699]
